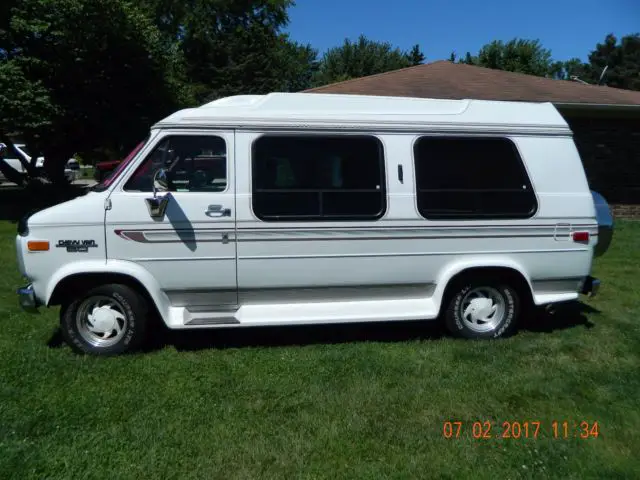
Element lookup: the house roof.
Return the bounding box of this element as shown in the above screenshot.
[305,60,640,107]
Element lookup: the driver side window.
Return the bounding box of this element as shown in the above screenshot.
[124,135,227,192]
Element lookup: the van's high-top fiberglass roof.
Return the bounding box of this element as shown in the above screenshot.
[153,92,571,134]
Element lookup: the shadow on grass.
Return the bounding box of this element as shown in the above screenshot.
[46,328,65,349]
[521,301,598,333]
[0,183,90,222]
[46,320,448,353]
[46,301,599,354]
[156,320,448,353]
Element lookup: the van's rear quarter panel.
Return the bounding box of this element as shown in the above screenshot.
[514,135,596,218]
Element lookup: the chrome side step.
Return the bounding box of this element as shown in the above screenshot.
[185,316,240,326]
[183,305,240,326]
[166,297,439,330]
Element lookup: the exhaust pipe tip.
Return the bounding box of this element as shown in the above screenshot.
[545,304,556,315]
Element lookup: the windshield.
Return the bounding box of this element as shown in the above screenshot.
[91,136,149,192]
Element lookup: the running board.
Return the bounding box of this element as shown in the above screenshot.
[183,306,240,326]
[166,298,438,330]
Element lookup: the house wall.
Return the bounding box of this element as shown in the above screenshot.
[563,112,640,219]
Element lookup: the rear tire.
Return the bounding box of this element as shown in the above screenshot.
[444,278,520,339]
[60,284,148,356]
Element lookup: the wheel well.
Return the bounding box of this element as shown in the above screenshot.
[440,267,533,312]
[49,273,158,315]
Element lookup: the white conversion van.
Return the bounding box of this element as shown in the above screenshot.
[15,93,614,356]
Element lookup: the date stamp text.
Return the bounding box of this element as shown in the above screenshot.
[442,421,600,439]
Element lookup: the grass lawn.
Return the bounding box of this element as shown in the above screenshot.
[78,166,95,180]
[0,219,639,479]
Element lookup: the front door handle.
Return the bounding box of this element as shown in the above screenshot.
[205,204,231,217]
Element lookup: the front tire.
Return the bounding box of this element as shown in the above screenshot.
[60,284,148,356]
[444,279,520,339]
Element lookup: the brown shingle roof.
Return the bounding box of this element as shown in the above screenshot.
[305,60,640,106]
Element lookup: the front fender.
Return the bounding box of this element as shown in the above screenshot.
[45,259,171,321]
[432,256,534,313]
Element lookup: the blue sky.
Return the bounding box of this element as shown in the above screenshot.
[286,0,639,62]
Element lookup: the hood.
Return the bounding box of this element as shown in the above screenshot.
[27,191,108,228]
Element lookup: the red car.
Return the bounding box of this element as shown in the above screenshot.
[93,141,145,183]
[94,158,123,182]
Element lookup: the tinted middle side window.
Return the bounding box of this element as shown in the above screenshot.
[413,137,537,219]
[252,135,386,221]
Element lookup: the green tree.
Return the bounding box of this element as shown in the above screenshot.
[140,0,304,101]
[556,57,592,82]
[0,61,59,183]
[0,0,190,184]
[1,0,315,184]
[460,38,560,78]
[584,33,640,90]
[276,36,320,92]
[406,44,425,65]
[312,35,424,87]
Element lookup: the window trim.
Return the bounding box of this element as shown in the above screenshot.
[122,133,230,194]
[412,135,538,220]
[250,132,388,222]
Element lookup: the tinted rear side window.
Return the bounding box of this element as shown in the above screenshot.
[252,135,386,221]
[413,137,537,219]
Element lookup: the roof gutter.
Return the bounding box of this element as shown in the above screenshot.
[553,102,640,112]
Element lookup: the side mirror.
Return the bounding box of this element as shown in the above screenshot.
[146,168,171,219]
[153,167,169,196]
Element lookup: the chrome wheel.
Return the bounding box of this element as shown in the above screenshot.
[460,286,506,333]
[75,295,128,348]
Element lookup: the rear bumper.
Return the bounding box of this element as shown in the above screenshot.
[580,276,601,297]
[17,284,39,312]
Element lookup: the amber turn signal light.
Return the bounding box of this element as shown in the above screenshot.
[27,240,50,252]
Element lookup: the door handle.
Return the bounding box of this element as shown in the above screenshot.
[205,204,231,217]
